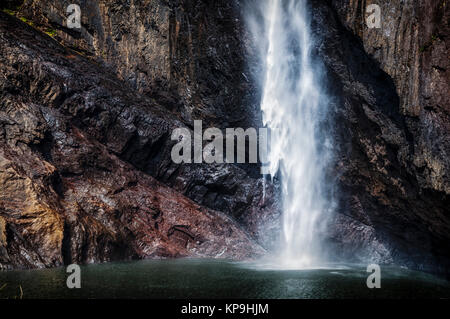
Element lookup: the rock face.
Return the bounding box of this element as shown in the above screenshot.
[15,0,278,238]
[0,10,265,269]
[330,0,449,194]
[0,0,448,278]
[19,0,259,127]
[309,0,450,274]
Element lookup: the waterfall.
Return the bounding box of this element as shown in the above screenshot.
[247,0,333,268]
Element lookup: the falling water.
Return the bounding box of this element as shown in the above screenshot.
[247,0,333,268]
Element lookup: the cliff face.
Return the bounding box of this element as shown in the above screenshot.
[0,9,265,269]
[308,0,449,273]
[17,0,278,238]
[19,0,259,126]
[0,0,448,276]
[331,0,449,194]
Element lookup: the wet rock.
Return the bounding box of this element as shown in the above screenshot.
[0,11,265,269]
[310,0,450,276]
[13,0,278,244]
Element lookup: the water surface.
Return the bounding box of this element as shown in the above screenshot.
[1,259,449,299]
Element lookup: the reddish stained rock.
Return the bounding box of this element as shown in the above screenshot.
[0,11,264,269]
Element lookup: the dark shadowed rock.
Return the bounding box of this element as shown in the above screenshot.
[310,0,450,276]
[0,11,265,269]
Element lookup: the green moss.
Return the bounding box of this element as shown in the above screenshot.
[2,8,34,28]
[19,16,34,27]
[45,28,57,37]
[2,8,17,16]
[2,9,33,27]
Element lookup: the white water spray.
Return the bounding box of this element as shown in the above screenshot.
[248,0,333,268]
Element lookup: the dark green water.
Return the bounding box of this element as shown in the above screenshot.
[0,259,449,299]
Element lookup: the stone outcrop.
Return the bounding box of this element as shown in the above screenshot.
[0,10,265,269]
[309,0,449,275]
[330,0,449,195]
[14,0,278,238]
